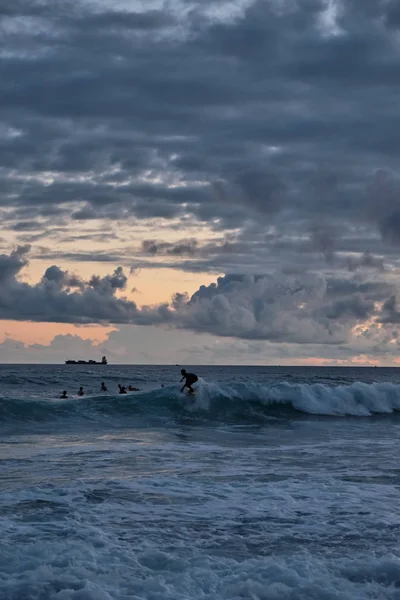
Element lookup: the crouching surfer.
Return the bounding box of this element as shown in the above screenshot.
[180,369,198,394]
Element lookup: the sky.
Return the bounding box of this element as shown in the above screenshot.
[1,0,400,365]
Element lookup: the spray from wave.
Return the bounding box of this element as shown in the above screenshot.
[1,380,400,430]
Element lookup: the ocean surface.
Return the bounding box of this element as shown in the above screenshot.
[2,365,400,600]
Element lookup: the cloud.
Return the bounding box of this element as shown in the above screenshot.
[0,333,109,365]
[309,221,338,264]
[0,247,170,325]
[347,251,384,272]
[0,244,31,282]
[1,0,400,257]
[379,296,400,324]
[367,170,400,246]
[141,239,199,256]
[172,272,394,344]
[385,0,400,29]
[2,320,400,365]
[213,168,287,216]
[0,327,219,365]
[1,0,400,362]
[0,247,394,348]
[43,265,85,290]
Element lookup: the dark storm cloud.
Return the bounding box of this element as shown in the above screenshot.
[169,272,393,343]
[309,221,338,264]
[380,212,400,246]
[1,0,400,323]
[347,252,384,272]
[32,226,389,281]
[0,247,394,346]
[367,171,400,246]
[10,221,42,232]
[2,0,400,230]
[379,296,400,324]
[385,0,400,28]
[213,169,287,216]
[142,239,199,256]
[0,247,170,325]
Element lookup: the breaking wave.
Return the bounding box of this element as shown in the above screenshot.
[2,380,400,430]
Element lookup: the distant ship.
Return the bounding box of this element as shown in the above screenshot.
[65,356,108,365]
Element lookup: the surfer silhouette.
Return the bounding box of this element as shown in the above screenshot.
[180,369,198,393]
[60,390,68,399]
[100,382,107,392]
[77,386,84,396]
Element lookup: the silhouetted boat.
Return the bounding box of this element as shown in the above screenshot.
[65,356,108,365]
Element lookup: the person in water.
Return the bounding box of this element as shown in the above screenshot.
[128,385,140,391]
[60,390,68,399]
[77,386,84,396]
[180,369,198,393]
[118,384,127,394]
[101,382,108,392]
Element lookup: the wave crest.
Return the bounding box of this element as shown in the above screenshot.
[1,381,400,428]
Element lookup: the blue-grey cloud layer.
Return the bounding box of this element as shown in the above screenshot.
[2,0,400,237]
[0,247,398,352]
[2,0,400,353]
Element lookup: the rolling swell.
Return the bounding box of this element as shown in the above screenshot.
[1,380,400,430]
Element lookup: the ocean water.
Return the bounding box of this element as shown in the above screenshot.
[2,365,400,600]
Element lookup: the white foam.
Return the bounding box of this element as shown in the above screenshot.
[267,381,400,416]
[2,423,400,599]
[3,369,400,598]
[189,380,400,417]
